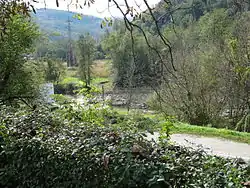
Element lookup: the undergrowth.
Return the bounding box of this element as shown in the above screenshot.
[0,97,249,188]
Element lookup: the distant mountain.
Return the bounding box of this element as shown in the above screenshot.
[33,9,104,39]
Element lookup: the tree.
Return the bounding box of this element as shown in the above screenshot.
[0,0,31,36]
[102,20,162,88]
[0,0,177,72]
[0,15,41,104]
[34,33,69,61]
[148,9,250,132]
[44,58,66,83]
[77,33,96,86]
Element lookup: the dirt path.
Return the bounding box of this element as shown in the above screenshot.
[146,133,250,161]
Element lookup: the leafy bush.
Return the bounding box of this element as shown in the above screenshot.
[44,59,66,83]
[0,104,249,188]
[236,113,250,132]
[52,96,114,126]
[116,111,162,132]
[0,15,41,105]
[146,10,250,132]
[54,77,85,95]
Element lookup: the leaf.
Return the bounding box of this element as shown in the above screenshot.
[108,21,112,27]
[101,21,106,29]
[77,14,82,20]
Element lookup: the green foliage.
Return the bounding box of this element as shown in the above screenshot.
[0,15,41,104]
[116,112,160,132]
[95,44,106,60]
[140,0,250,30]
[77,33,96,85]
[0,0,31,37]
[35,32,104,62]
[113,109,250,144]
[1,3,250,187]
[244,114,250,132]
[198,9,232,41]
[35,35,69,60]
[54,77,85,95]
[66,66,79,77]
[102,20,161,87]
[149,9,250,131]
[44,59,66,83]
[172,122,250,144]
[236,113,250,133]
[51,95,112,126]
[54,76,102,96]
[0,103,249,188]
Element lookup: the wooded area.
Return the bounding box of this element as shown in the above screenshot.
[0,0,250,187]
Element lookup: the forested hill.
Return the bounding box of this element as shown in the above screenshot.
[139,0,250,29]
[33,9,104,39]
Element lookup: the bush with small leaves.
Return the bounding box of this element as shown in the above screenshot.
[0,104,249,188]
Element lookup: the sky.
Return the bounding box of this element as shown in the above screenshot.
[31,0,161,18]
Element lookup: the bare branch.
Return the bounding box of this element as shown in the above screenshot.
[142,0,175,71]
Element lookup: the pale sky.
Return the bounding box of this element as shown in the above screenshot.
[30,0,161,18]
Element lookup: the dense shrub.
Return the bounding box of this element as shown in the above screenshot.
[147,11,250,132]
[0,15,41,104]
[44,59,66,83]
[0,104,249,188]
[116,112,163,132]
[54,77,85,95]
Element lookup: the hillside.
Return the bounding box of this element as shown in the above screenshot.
[33,9,104,39]
[139,0,250,29]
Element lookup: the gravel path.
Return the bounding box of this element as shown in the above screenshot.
[146,133,250,161]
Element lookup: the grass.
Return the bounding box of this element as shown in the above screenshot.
[92,77,113,92]
[91,59,113,91]
[91,59,111,78]
[92,77,110,84]
[65,67,79,78]
[113,107,158,118]
[63,60,250,145]
[114,107,250,144]
[172,123,250,144]
[60,77,81,85]
[65,59,112,80]
[64,59,113,91]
